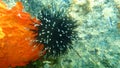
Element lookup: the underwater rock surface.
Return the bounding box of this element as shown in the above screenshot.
[3,0,120,68]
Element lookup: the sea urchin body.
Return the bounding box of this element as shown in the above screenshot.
[35,7,78,57]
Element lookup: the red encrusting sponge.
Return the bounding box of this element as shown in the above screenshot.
[0,1,44,68]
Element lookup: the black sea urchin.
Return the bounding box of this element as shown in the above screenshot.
[35,10,77,57]
[32,0,78,57]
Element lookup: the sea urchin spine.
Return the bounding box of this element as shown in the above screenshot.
[34,7,78,57]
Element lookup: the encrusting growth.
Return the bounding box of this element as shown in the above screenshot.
[0,1,44,68]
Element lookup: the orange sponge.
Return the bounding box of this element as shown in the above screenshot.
[0,1,44,68]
